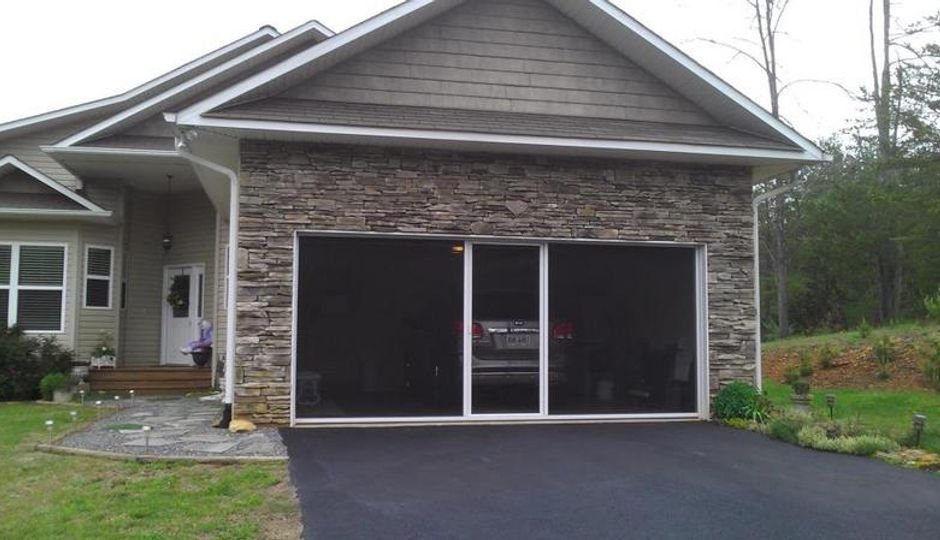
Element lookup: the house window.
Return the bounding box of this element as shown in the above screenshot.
[0,243,67,332]
[84,246,113,309]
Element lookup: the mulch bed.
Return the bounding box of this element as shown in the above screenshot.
[764,338,931,391]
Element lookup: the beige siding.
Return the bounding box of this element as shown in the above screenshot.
[120,190,164,365]
[213,216,229,375]
[76,224,122,362]
[281,0,716,125]
[0,119,104,190]
[120,188,216,365]
[0,222,80,349]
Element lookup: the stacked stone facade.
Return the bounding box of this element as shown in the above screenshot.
[236,140,756,424]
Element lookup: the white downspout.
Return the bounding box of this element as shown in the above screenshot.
[752,179,805,391]
[175,137,239,421]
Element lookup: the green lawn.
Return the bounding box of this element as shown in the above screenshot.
[762,321,940,353]
[763,381,940,453]
[0,403,300,539]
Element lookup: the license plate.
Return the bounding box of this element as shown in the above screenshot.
[504,334,534,348]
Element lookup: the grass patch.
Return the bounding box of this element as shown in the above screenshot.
[763,321,940,353]
[763,381,940,453]
[0,403,300,539]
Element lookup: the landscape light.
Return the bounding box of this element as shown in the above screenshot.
[825,394,836,420]
[45,420,54,443]
[912,414,927,447]
[69,411,78,423]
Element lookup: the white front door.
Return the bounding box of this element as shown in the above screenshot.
[161,264,205,365]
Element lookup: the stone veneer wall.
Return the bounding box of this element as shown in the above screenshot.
[236,141,756,424]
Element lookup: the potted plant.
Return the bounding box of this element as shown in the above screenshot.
[90,332,116,369]
[791,379,812,413]
[40,373,72,403]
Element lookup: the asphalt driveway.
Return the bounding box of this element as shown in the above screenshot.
[282,423,940,539]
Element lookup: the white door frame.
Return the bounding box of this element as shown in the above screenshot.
[160,262,206,365]
[291,231,709,427]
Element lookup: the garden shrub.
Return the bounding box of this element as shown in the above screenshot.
[923,341,940,391]
[714,381,771,423]
[817,345,837,370]
[0,327,74,401]
[768,413,809,444]
[798,351,814,377]
[791,379,811,396]
[796,425,898,456]
[39,373,69,401]
[924,285,940,323]
[857,318,873,339]
[783,365,801,385]
[722,418,754,431]
[872,335,895,379]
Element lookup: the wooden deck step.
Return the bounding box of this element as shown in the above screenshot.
[88,366,212,394]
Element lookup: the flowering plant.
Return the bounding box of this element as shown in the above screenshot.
[92,332,116,358]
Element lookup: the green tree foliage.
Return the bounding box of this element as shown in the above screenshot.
[759,10,940,335]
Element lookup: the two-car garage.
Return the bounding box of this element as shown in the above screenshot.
[292,234,706,424]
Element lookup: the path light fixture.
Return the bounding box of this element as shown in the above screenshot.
[69,411,78,423]
[45,420,54,444]
[95,400,102,420]
[114,395,121,409]
[142,425,152,449]
[825,394,836,420]
[79,390,85,406]
[129,390,135,404]
[912,414,927,447]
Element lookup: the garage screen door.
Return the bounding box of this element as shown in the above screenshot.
[295,236,700,421]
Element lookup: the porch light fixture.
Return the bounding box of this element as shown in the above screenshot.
[451,244,465,255]
[825,394,836,420]
[162,175,174,252]
[912,414,927,447]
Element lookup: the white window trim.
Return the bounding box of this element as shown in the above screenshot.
[83,244,113,310]
[1,242,68,334]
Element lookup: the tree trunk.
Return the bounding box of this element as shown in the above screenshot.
[877,240,904,323]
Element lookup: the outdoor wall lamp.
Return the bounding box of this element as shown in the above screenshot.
[162,233,174,252]
[912,414,927,447]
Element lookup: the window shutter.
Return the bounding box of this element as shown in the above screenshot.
[19,246,65,286]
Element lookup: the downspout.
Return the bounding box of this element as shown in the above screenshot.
[175,131,239,428]
[751,178,805,391]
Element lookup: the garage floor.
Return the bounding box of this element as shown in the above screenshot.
[282,423,940,539]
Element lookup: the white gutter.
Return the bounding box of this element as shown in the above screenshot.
[175,141,239,416]
[751,179,806,390]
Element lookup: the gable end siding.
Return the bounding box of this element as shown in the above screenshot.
[278,0,717,126]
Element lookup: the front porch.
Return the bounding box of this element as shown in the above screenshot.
[88,366,212,394]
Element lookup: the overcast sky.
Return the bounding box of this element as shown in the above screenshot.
[1,0,936,140]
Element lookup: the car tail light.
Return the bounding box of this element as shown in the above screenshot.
[454,321,484,339]
[552,321,574,340]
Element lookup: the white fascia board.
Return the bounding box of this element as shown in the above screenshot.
[42,145,180,159]
[0,155,109,213]
[569,0,825,160]
[57,21,329,148]
[0,208,113,219]
[0,27,279,140]
[175,0,460,124]
[179,116,820,165]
